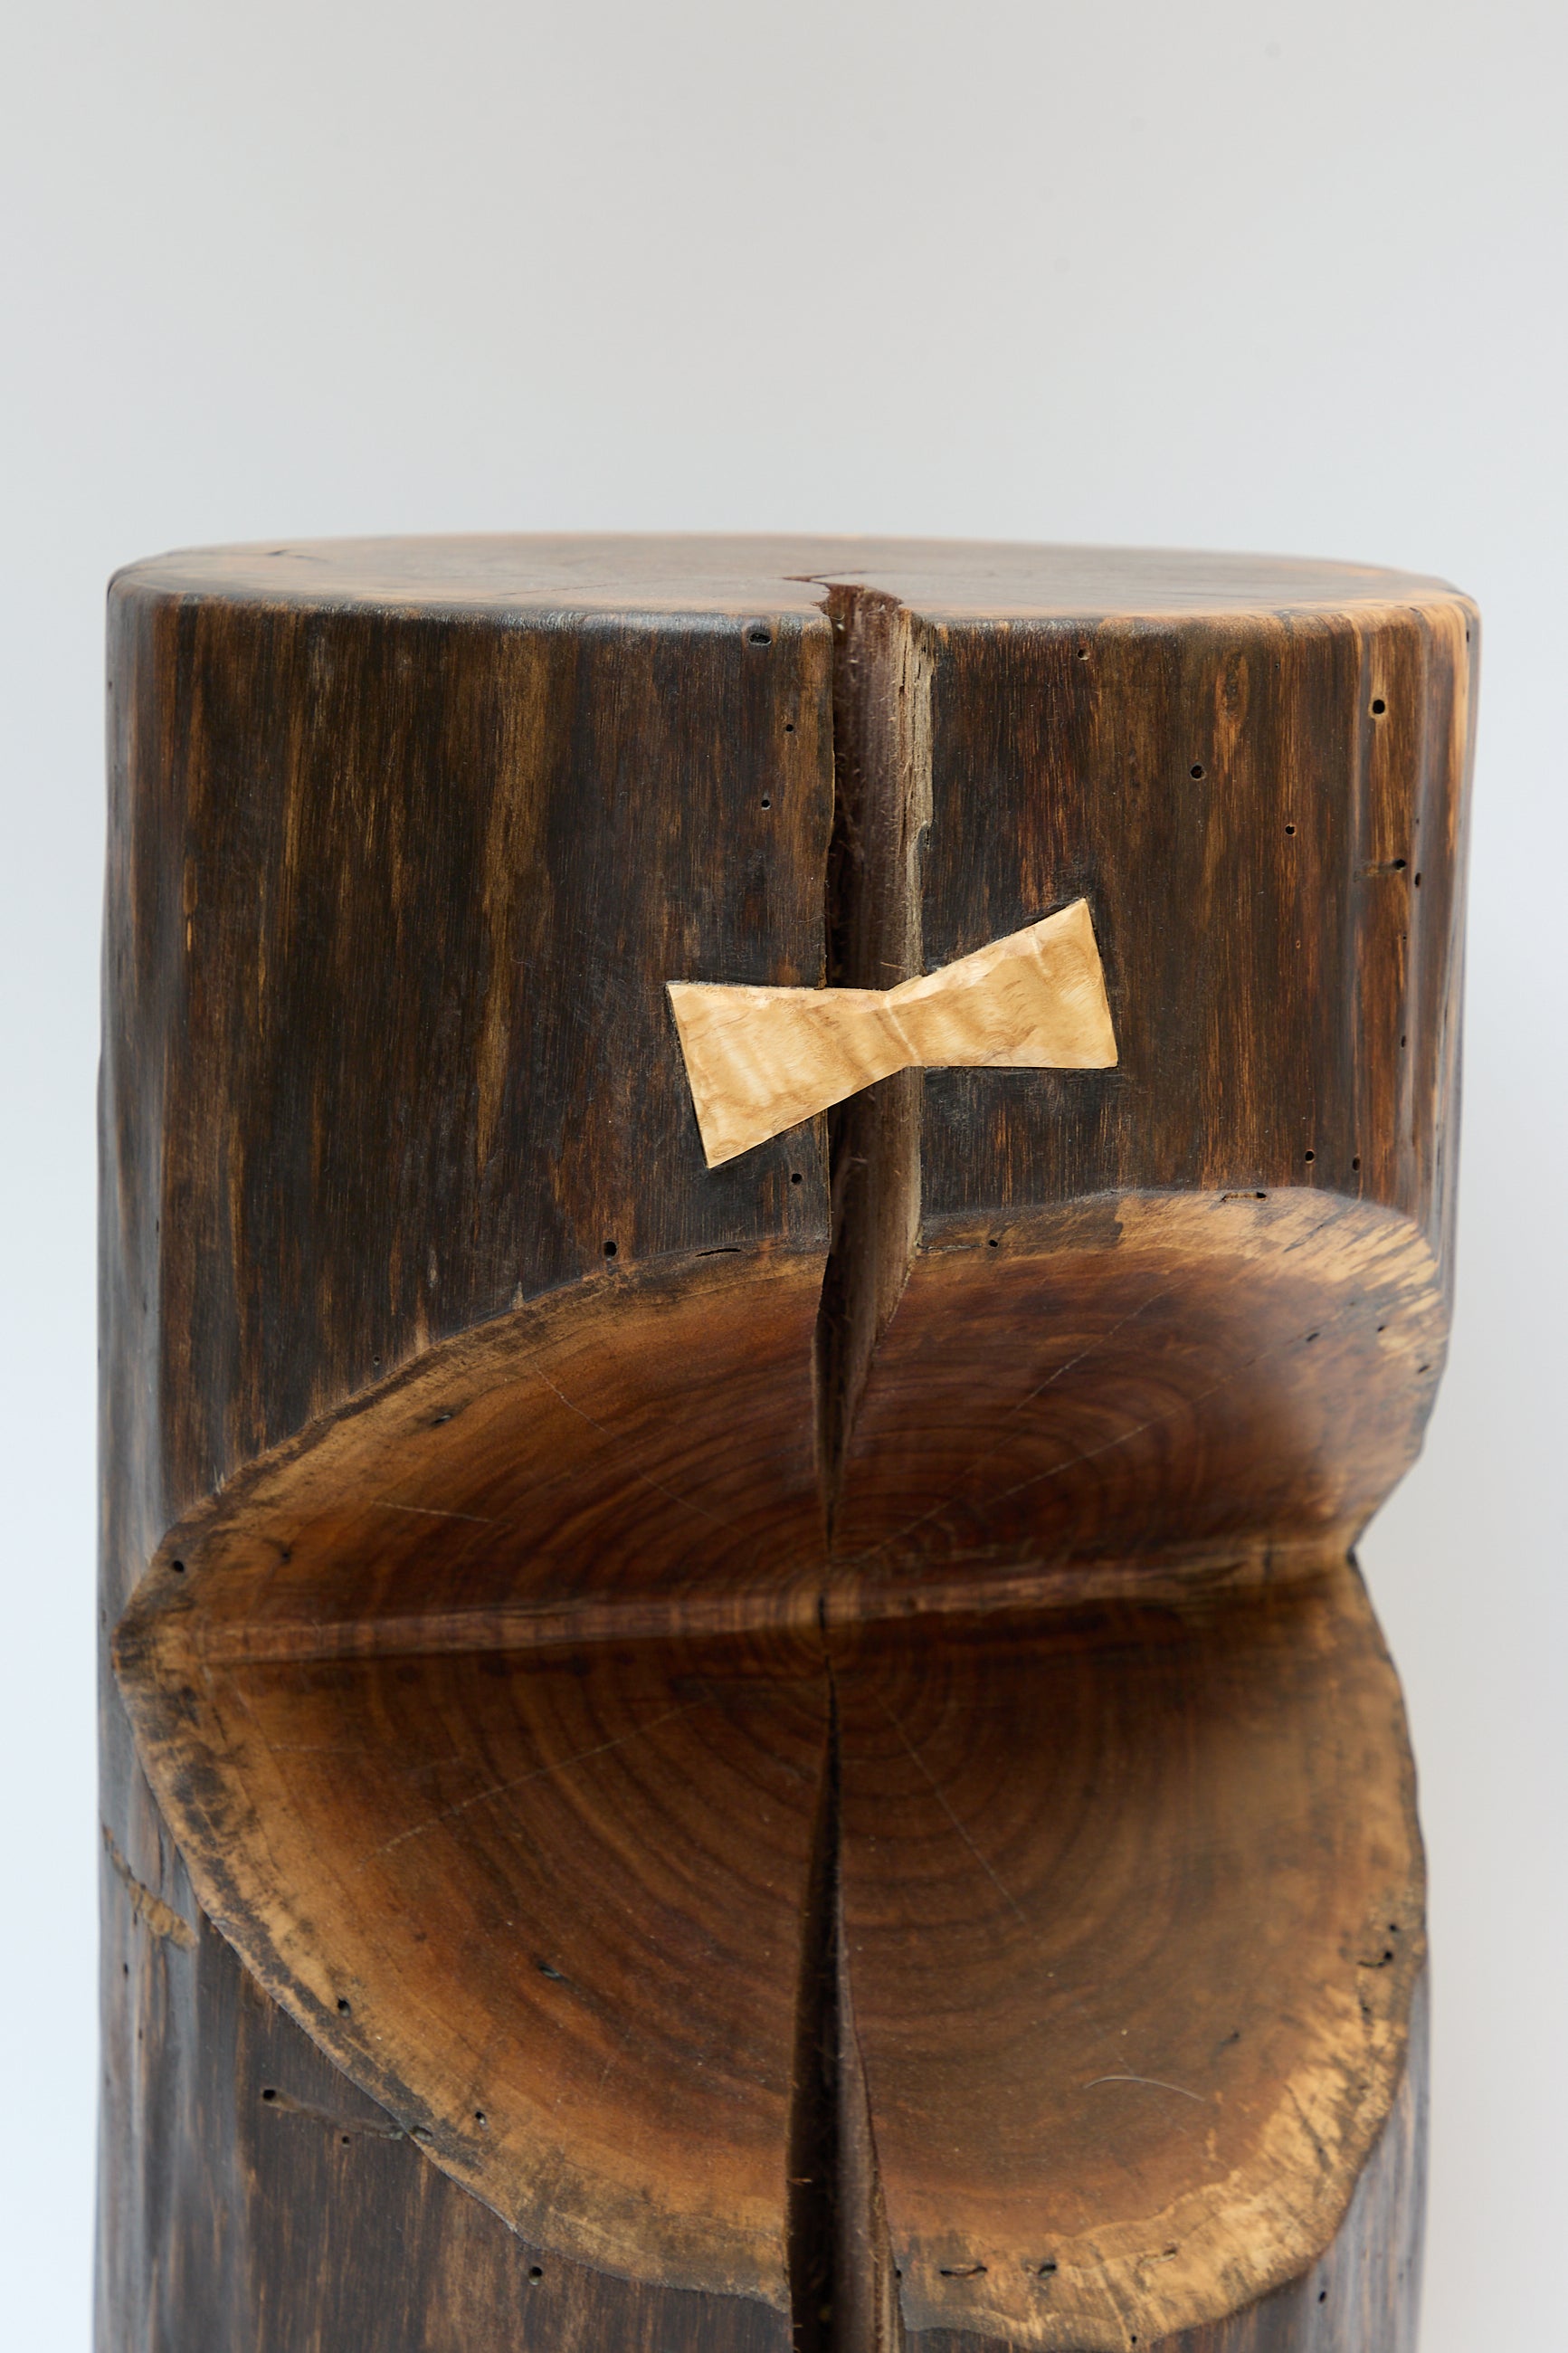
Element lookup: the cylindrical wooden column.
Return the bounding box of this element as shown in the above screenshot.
[100,538,1475,2352]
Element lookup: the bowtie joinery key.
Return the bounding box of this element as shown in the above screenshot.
[670,900,1117,1166]
[100,538,1477,2353]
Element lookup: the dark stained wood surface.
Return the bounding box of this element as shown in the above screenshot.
[100,542,835,2350]
[101,560,834,1623]
[909,593,1469,1250]
[100,1840,792,2353]
[101,536,1476,2352]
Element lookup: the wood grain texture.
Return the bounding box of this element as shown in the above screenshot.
[908,590,1470,1252]
[100,1837,791,2353]
[117,535,1468,619]
[832,1190,1445,1596]
[100,547,834,2351]
[669,901,1117,1167]
[912,1972,1427,2353]
[107,1188,1441,1685]
[831,1570,1421,2349]
[101,537,1476,2353]
[118,1548,1421,2347]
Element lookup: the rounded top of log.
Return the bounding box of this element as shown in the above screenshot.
[112,532,1468,622]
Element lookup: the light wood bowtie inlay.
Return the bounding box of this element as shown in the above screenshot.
[668,897,1117,1166]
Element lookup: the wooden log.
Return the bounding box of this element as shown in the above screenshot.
[100,536,1475,2352]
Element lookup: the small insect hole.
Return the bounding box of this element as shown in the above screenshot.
[1304,1149,1316,1162]
[261,2088,277,2102]
[1371,698,1386,715]
[1305,1331,1319,1343]
[603,1239,617,1258]
[474,2110,488,2126]
[1352,1156,1361,1170]
[1284,823,1296,834]
[1076,644,1089,660]
[784,720,795,732]
[337,1998,351,2015]
[1190,764,1204,778]
[790,1171,803,1184]
[987,1236,1000,1248]
[1318,2288,1328,2303]
[1034,2260,1059,2276]
[746,624,773,647]
[528,2265,544,2283]
[1413,872,1422,885]
[760,795,771,808]
[170,1559,185,1574]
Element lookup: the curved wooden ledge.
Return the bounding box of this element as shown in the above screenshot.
[114,1186,1437,2348]
[114,1187,1443,1664]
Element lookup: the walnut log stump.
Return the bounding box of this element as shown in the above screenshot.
[100,538,1477,2353]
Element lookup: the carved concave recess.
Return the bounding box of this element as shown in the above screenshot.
[114,574,1440,2353]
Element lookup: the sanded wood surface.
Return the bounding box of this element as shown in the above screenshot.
[119,1561,1419,2350]
[100,536,1476,2353]
[119,533,1468,619]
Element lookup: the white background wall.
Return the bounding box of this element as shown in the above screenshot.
[3,3,1563,2343]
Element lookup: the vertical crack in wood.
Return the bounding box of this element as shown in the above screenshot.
[787,1681,904,2353]
[814,586,933,1538]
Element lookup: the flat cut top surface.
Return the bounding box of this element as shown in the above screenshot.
[114,533,1468,622]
